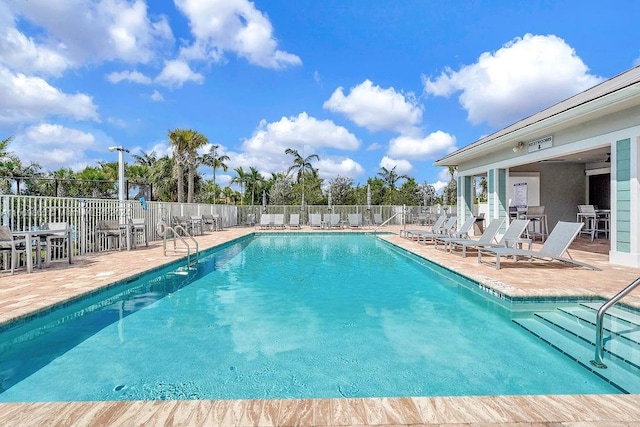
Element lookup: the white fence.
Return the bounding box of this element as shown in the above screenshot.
[0,195,238,256]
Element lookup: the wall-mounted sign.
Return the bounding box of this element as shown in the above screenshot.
[528,135,553,153]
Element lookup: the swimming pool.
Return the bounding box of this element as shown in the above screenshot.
[0,233,621,401]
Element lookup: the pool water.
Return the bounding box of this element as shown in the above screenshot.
[0,234,620,401]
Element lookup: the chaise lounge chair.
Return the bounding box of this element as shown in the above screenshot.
[272,214,286,229]
[447,218,529,258]
[289,213,301,229]
[412,216,458,245]
[258,214,272,229]
[435,217,505,256]
[401,214,447,239]
[477,221,599,270]
[348,213,362,228]
[309,213,322,229]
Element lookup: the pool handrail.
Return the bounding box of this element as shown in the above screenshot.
[159,221,199,267]
[590,276,640,368]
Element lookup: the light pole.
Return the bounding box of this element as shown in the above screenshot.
[109,145,130,249]
[212,144,218,206]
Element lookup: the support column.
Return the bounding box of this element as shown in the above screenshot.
[610,137,640,267]
[457,175,473,225]
[488,168,508,233]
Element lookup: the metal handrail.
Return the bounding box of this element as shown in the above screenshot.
[373,212,402,233]
[160,222,199,267]
[590,276,640,368]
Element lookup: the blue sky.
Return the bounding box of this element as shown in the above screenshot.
[1,0,639,192]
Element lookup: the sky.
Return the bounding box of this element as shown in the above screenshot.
[1,0,640,193]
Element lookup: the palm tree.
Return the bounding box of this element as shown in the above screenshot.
[185,131,208,203]
[149,155,177,201]
[231,166,248,205]
[200,144,230,204]
[285,148,319,206]
[245,166,265,206]
[131,150,157,167]
[377,166,409,190]
[168,129,189,202]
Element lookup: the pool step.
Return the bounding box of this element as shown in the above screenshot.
[513,304,640,394]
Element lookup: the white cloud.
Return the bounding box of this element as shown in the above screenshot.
[0,27,70,76]
[316,157,365,180]
[379,156,413,175]
[228,112,360,174]
[150,89,165,102]
[7,0,173,67]
[174,0,301,69]
[366,142,382,151]
[324,80,422,133]
[387,131,457,160]
[106,70,152,84]
[0,66,99,126]
[422,34,603,128]
[12,123,98,171]
[155,59,204,88]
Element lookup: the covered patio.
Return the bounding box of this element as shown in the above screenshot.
[436,65,640,268]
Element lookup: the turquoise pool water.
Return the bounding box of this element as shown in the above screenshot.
[0,234,619,401]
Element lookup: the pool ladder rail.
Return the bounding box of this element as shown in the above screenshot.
[158,221,199,269]
[591,276,640,369]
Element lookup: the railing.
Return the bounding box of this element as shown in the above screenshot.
[0,195,237,259]
[373,212,403,233]
[161,223,199,268]
[590,276,640,368]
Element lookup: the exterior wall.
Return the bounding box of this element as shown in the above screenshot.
[611,137,640,267]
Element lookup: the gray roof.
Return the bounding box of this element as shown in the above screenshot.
[436,64,640,163]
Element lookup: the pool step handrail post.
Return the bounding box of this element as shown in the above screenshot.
[590,276,640,369]
[159,221,199,268]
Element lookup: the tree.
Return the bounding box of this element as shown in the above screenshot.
[443,166,457,206]
[377,166,409,190]
[149,155,176,201]
[327,176,354,205]
[200,144,230,203]
[285,148,319,206]
[168,128,207,203]
[245,166,265,206]
[231,167,247,205]
[268,174,294,205]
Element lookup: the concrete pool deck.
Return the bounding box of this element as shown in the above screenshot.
[0,225,639,426]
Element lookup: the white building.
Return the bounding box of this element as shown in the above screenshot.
[435,65,640,267]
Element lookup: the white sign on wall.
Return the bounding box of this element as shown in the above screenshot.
[528,135,553,153]
[512,182,528,208]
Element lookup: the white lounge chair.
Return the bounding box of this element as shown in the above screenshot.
[258,214,272,229]
[272,214,286,229]
[401,214,447,239]
[478,221,598,270]
[413,216,458,245]
[289,214,301,229]
[373,213,384,226]
[309,213,322,229]
[446,218,529,258]
[348,213,362,228]
[435,218,505,257]
[328,213,342,229]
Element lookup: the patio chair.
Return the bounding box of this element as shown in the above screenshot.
[401,214,447,238]
[436,218,505,256]
[272,214,286,229]
[130,218,148,247]
[478,221,599,270]
[245,213,256,227]
[309,213,322,228]
[413,216,458,245]
[373,213,384,226]
[328,213,342,228]
[288,213,301,229]
[450,215,477,239]
[447,218,529,258]
[258,214,272,229]
[96,220,126,251]
[348,213,362,228]
[171,216,190,235]
[40,222,69,265]
[0,225,29,274]
[202,214,216,232]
